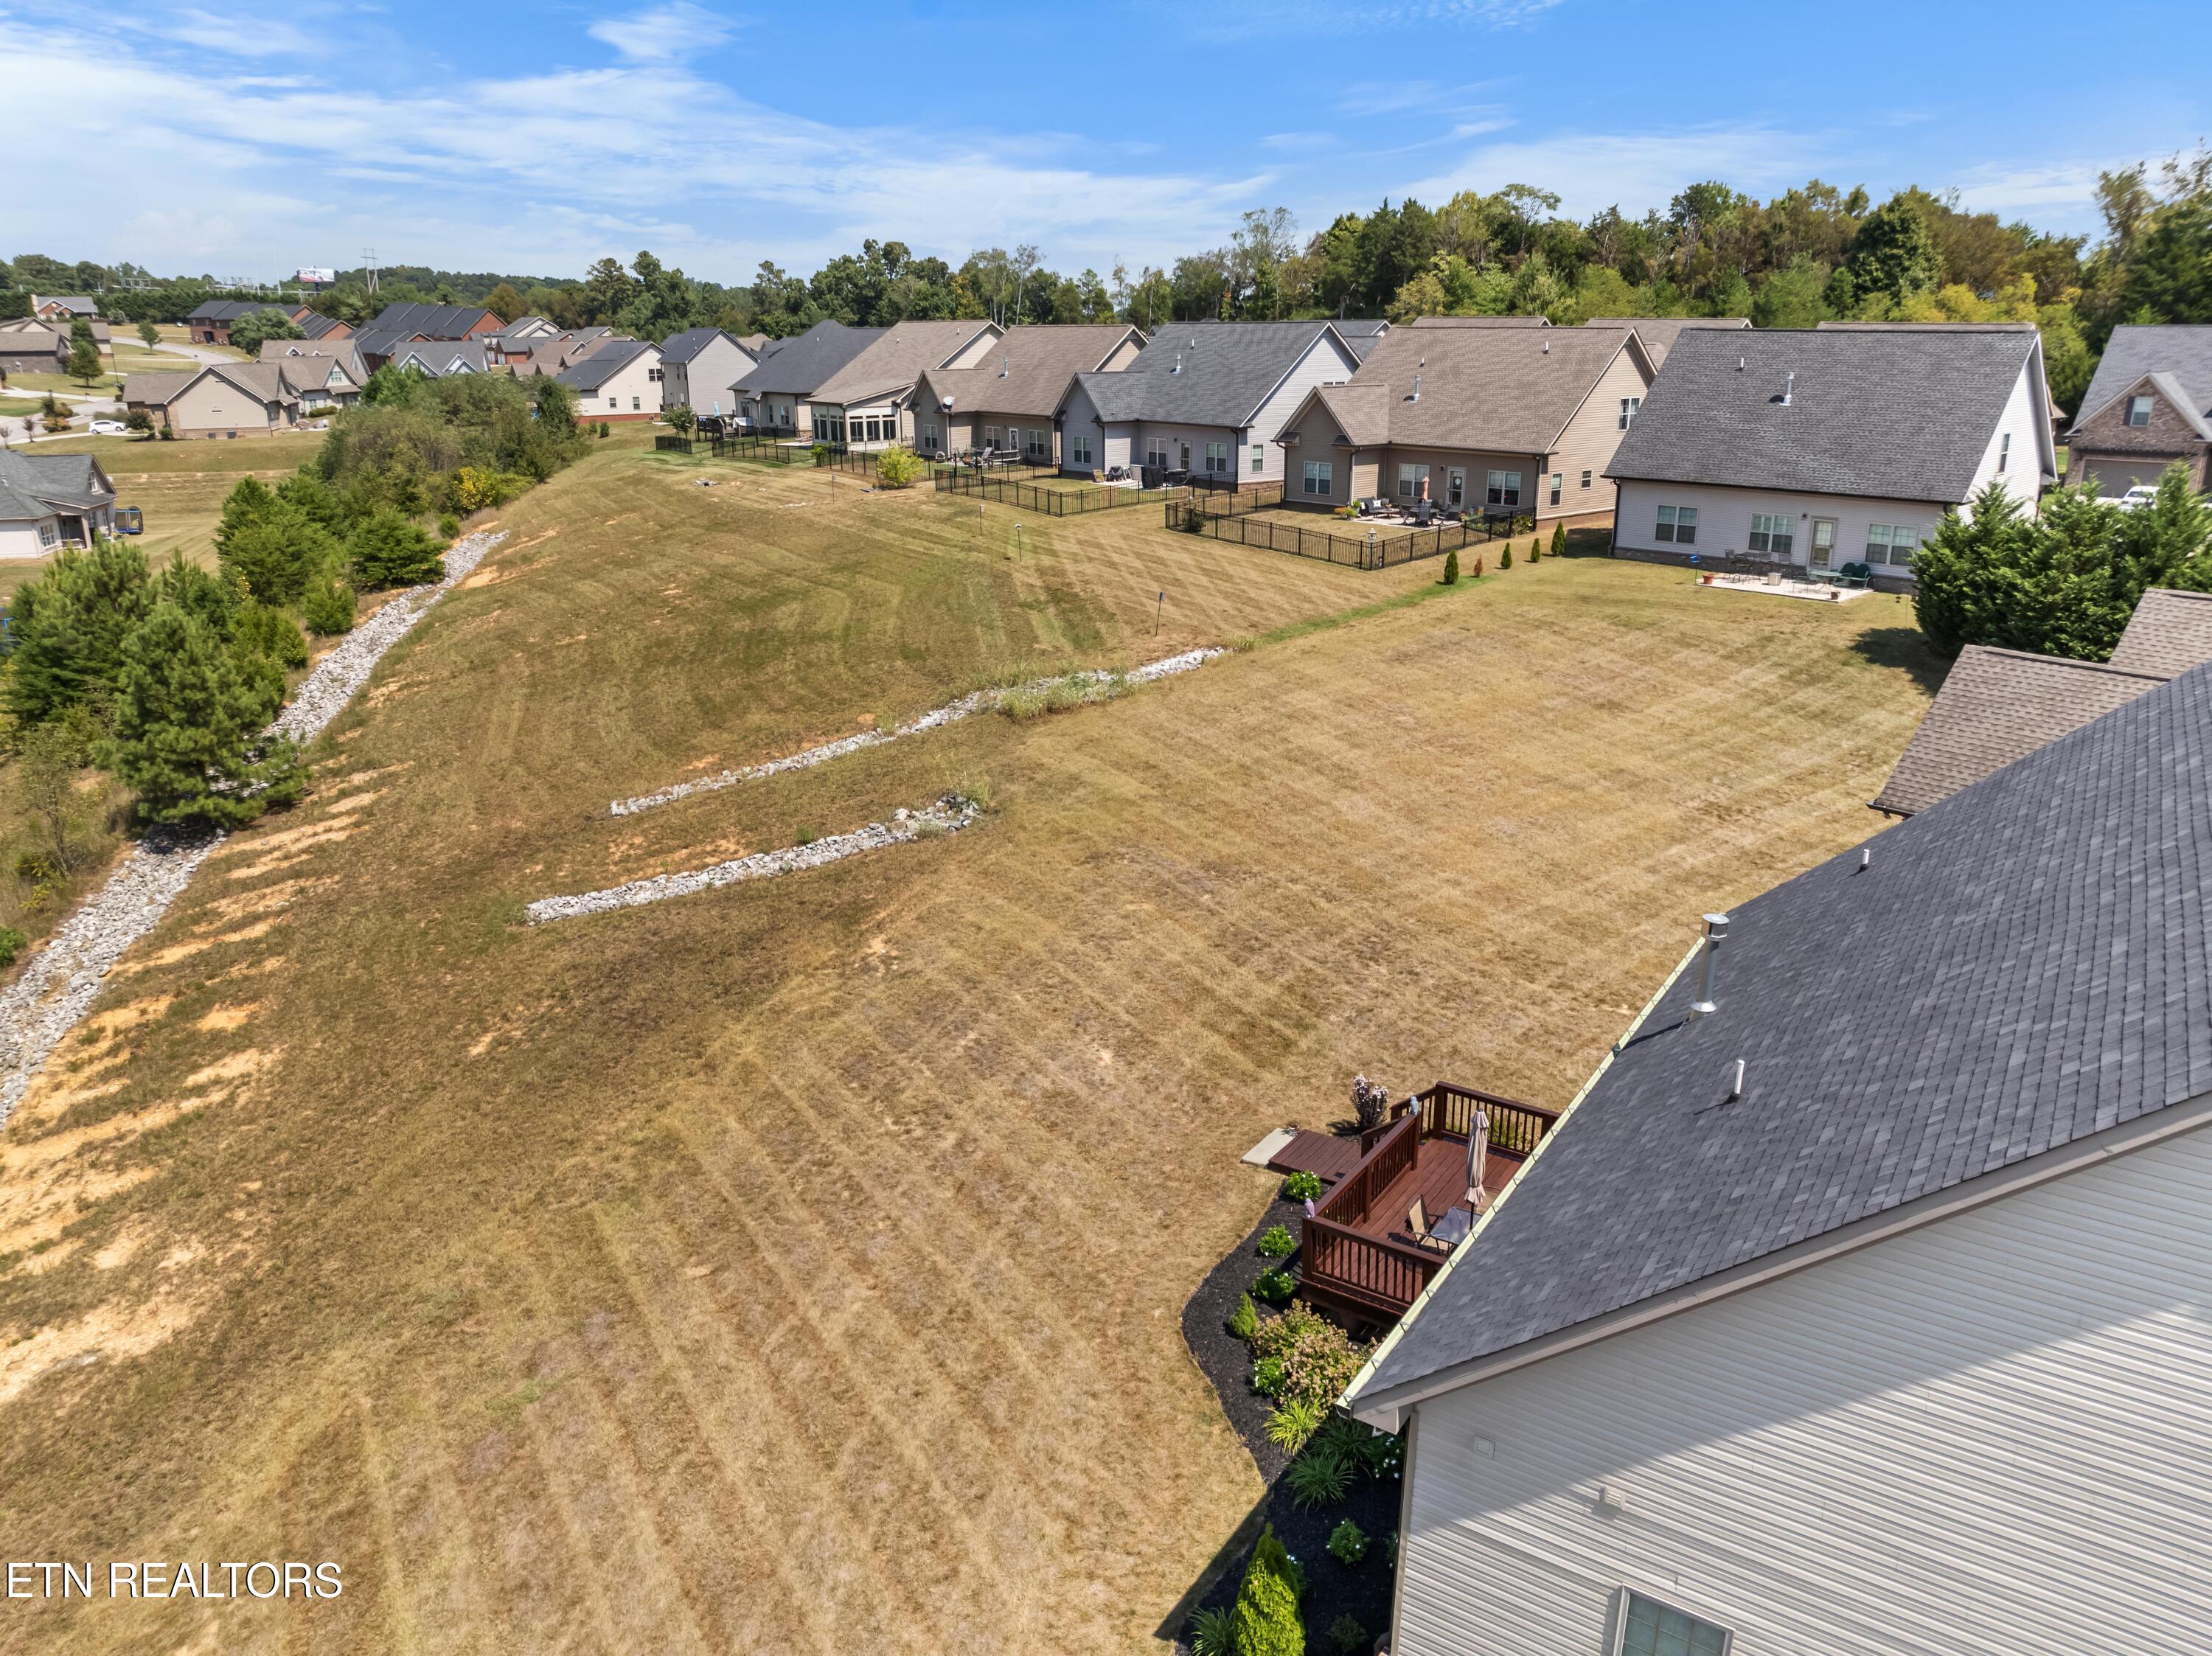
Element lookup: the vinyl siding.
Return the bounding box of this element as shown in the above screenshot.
[667,337,755,419]
[1240,330,1365,482]
[163,376,290,437]
[1395,1118,2212,1656]
[1550,347,1652,521]
[1057,379,1109,474]
[1613,479,1949,577]
[1961,360,2048,508]
[581,349,664,420]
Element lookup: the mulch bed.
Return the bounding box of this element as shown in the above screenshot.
[1175,1191,1402,1655]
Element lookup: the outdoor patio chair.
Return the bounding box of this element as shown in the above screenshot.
[1411,501,1436,526]
[1406,1197,1452,1253]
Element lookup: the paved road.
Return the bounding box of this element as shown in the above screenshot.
[0,339,218,442]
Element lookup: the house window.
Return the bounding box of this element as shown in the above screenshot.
[631,397,641,411]
[1071,432,1093,465]
[1867,522,1920,566]
[1250,443,1265,474]
[607,394,619,408]
[1029,429,1051,459]
[1446,467,1466,507]
[1303,459,1333,496]
[1619,397,1641,430]
[2126,394,2153,428]
[1146,436,1169,469]
[1486,469,1521,507]
[1397,462,1422,499]
[1655,504,1697,544]
[985,425,1001,449]
[1549,472,1564,507]
[38,521,59,549]
[1997,431,2011,473]
[1581,469,1592,489]
[1205,442,1229,475]
[922,423,939,452]
[1613,1591,1731,1656]
[648,366,664,383]
[1748,512,1794,557]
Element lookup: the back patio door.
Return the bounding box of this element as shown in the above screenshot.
[1808,517,1837,570]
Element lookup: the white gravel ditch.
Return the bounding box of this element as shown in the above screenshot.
[526,795,981,925]
[0,529,508,1128]
[610,646,1225,817]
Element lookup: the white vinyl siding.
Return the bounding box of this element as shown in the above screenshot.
[1391,1119,2212,1656]
[1611,481,1980,582]
[1964,358,2050,510]
[1746,512,1792,556]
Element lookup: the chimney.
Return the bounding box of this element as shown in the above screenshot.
[1781,370,1794,406]
[1686,913,1729,1020]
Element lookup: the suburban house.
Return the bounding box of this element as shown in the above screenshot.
[386,340,499,378]
[908,324,1146,463]
[656,327,759,419]
[258,340,369,408]
[186,299,303,346]
[1345,659,2212,1656]
[360,302,503,341]
[29,294,100,322]
[2063,323,2212,497]
[123,361,322,438]
[0,450,115,558]
[500,316,562,340]
[1584,316,1749,368]
[1607,323,2053,589]
[799,319,1003,445]
[729,319,1001,442]
[1273,319,1657,527]
[295,311,352,342]
[1054,320,1367,484]
[0,321,69,375]
[1871,585,2212,815]
[558,338,665,420]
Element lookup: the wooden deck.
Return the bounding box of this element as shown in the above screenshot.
[1265,1129,1366,1185]
[1352,1134,1524,1248]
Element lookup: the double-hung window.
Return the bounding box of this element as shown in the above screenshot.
[1997,431,2011,473]
[1397,462,1422,500]
[1250,443,1265,474]
[1619,396,1641,430]
[1205,441,1230,475]
[1486,469,1521,507]
[1611,1590,1730,1656]
[1747,512,1793,557]
[2126,394,2154,428]
[1146,436,1169,469]
[1071,432,1093,465]
[608,394,619,409]
[1655,503,1697,544]
[1302,459,1333,497]
[1549,471,1564,507]
[1580,469,1593,489]
[1866,522,1919,566]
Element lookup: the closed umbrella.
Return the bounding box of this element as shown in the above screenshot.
[1464,1110,1489,1207]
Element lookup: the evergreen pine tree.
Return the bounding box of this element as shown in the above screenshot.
[1230,1525,1305,1656]
[2121,461,2212,591]
[0,539,153,722]
[107,604,302,831]
[214,476,277,560]
[1912,483,2032,657]
[348,510,446,588]
[220,505,337,606]
[68,319,102,387]
[2009,486,2129,660]
[1441,548,1459,585]
[1499,543,1513,569]
[154,550,238,639]
[1551,522,1567,558]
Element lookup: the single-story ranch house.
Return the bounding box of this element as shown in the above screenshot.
[29,294,100,322]
[2063,324,2212,498]
[910,324,1145,462]
[0,450,115,557]
[1054,320,1368,484]
[1606,322,2054,588]
[1273,319,1657,529]
[124,361,336,438]
[558,338,666,420]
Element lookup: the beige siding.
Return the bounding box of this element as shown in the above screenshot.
[164,375,289,437]
[1395,1119,2212,1655]
[1097,333,1144,371]
[1281,399,1356,504]
[582,349,664,420]
[940,325,1003,369]
[1550,345,1652,521]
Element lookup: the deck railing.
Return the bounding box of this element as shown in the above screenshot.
[1303,1079,1559,1322]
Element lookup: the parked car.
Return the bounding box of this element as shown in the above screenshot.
[2115,484,2160,511]
[88,419,128,436]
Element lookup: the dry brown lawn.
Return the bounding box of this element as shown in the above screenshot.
[0,445,1938,1651]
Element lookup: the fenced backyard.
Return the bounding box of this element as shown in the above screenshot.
[931,466,1192,516]
[1164,495,1531,571]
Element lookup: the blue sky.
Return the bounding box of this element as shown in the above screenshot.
[8,0,2209,285]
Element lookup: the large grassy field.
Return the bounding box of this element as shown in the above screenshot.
[0,446,1938,1652]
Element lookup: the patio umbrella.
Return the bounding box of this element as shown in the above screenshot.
[1464,1110,1489,1203]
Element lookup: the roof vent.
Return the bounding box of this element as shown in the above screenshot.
[1686,912,1729,1021]
[1000,353,1009,378]
[1543,338,1550,353]
[1727,1059,1745,1101]
[1411,372,1422,403]
[1738,356,1747,372]
[1781,370,1794,406]
[1172,352,1182,375]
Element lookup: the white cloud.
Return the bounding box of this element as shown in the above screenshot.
[1947,161,2112,218]
[1397,125,1826,217]
[585,3,736,64]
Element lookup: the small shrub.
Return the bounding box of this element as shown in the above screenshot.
[0,926,24,969]
[1253,1304,1372,1411]
[1328,1519,1368,1568]
[597,420,611,438]
[438,512,461,538]
[1470,554,1484,577]
[1329,1612,1367,1653]
[1251,1355,1287,1397]
[301,577,357,637]
[794,825,821,846]
[666,403,696,436]
[1180,505,1208,534]
[1264,1396,1325,1454]
[1380,1532,1398,1572]
[1231,1525,1305,1656]
[15,849,63,883]
[1257,1223,1295,1259]
[1286,1444,1352,1509]
[1187,1605,1235,1656]
[124,408,153,435]
[1551,522,1567,558]
[876,443,926,488]
[1253,1267,1296,1305]
[1499,543,1513,569]
[1528,534,1541,563]
[1350,1074,1391,1132]
[1441,547,1459,585]
[1228,1292,1259,1341]
[1282,1169,1323,1202]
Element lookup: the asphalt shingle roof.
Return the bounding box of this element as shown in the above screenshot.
[363,302,498,340]
[732,321,887,399]
[2110,588,2212,675]
[1584,316,1749,366]
[809,319,998,406]
[557,338,655,392]
[658,327,742,365]
[1298,324,1646,453]
[913,324,1142,421]
[1066,321,1352,428]
[1359,660,2212,1402]
[0,450,113,521]
[1604,325,2037,504]
[2072,324,2212,433]
[187,299,290,323]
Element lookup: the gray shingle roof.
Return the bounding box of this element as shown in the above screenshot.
[0,450,114,521]
[2110,587,2212,676]
[731,321,887,399]
[2071,325,2212,432]
[1870,646,2167,815]
[187,299,290,323]
[1360,659,2212,1405]
[913,324,1143,422]
[364,302,498,340]
[557,338,655,392]
[1065,321,1352,428]
[1605,326,2039,504]
[1584,316,1749,366]
[658,327,739,365]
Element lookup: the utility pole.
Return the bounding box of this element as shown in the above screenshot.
[362,248,379,295]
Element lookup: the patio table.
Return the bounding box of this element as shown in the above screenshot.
[1428,1206,1475,1249]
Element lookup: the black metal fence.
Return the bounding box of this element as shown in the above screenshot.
[706,434,901,476]
[931,467,1187,516]
[654,435,697,454]
[1163,497,1524,571]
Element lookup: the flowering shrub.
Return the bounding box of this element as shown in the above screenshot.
[1282,1170,1324,1202]
[1253,1304,1370,1410]
[1257,1223,1295,1259]
[1253,1267,1297,1305]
